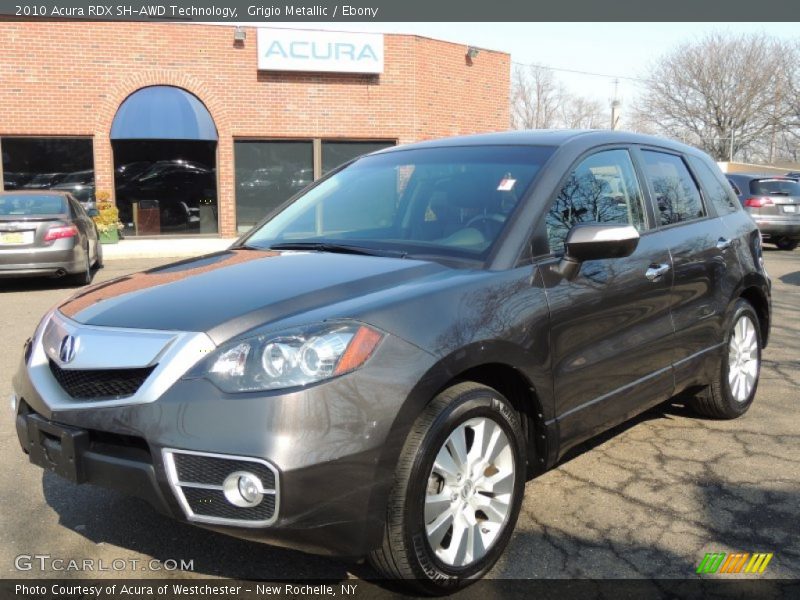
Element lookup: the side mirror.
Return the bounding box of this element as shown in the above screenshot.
[554,223,640,279]
[87,208,100,217]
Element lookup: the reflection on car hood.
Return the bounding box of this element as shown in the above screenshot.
[58,249,448,343]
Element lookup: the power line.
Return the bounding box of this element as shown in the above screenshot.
[511,60,649,84]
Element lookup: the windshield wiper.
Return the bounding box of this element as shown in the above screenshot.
[269,242,407,258]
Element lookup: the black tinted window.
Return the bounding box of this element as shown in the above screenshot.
[641,151,705,225]
[234,140,313,234]
[0,194,66,215]
[2,138,94,200]
[750,178,800,196]
[322,141,395,175]
[687,156,738,215]
[545,149,646,253]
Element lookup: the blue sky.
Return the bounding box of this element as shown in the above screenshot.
[267,22,799,111]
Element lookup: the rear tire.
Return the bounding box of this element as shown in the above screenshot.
[775,238,798,251]
[369,382,526,593]
[692,299,761,419]
[68,248,93,286]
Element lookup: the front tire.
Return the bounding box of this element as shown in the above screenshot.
[369,382,526,593]
[692,299,762,419]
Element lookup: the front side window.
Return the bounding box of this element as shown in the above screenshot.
[687,156,738,215]
[244,145,554,261]
[545,149,646,253]
[641,151,705,226]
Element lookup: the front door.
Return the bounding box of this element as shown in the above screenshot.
[536,148,676,452]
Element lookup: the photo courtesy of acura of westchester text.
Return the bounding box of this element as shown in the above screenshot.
[0,0,798,597]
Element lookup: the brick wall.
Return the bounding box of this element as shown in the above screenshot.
[0,21,510,236]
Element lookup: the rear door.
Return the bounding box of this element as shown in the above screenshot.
[636,149,733,389]
[537,147,676,449]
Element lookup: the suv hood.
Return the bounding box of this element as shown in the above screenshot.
[58,249,448,343]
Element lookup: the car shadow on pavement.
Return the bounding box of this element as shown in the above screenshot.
[778,270,800,286]
[0,276,88,293]
[40,471,354,581]
[556,398,699,467]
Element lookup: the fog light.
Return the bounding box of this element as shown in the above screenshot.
[9,393,17,415]
[223,471,263,507]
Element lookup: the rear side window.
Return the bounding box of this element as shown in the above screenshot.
[727,178,742,196]
[687,156,739,215]
[0,194,66,216]
[641,151,705,226]
[545,149,647,253]
[751,178,800,196]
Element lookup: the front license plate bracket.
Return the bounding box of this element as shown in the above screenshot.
[26,415,89,483]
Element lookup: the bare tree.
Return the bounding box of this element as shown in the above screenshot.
[560,96,607,129]
[511,64,609,130]
[635,32,796,161]
[510,65,563,129]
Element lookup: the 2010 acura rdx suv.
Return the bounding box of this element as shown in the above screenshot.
[11,131,770,592]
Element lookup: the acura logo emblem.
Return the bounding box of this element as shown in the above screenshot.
[59,335,77,364]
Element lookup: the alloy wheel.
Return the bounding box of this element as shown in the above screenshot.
[424,417,515,567]
[728,314,759,402]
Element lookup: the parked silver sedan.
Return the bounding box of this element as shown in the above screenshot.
[0,191,102,284]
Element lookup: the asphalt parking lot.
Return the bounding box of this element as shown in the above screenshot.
[0,250,798,583]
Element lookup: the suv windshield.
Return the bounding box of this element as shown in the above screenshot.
[243,145,554,260]
[751,178,800,196]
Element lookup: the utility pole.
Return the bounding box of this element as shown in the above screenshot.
[610,79,621,130]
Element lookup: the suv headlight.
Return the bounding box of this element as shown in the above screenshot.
[195,322,383,393]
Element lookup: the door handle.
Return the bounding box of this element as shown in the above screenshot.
[645,263,670,281]
[716,237,733,251]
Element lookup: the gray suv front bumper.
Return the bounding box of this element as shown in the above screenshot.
[12,311,435,557]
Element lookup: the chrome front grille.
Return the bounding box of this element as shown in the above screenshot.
[28,310,217,410]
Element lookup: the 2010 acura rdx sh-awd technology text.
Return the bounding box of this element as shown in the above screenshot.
[11,131,770,592]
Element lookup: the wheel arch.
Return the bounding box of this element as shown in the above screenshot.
[738,282,770,348]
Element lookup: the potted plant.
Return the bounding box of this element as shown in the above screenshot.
[92,192,124,244]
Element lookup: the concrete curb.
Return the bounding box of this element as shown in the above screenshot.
[101,238,239,260]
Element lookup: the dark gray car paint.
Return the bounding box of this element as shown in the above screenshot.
[13,130,771,557]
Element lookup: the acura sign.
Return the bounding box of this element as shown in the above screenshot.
[257,28,384,74]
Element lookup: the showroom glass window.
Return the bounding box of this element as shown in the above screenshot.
[234,141,313,234]
[321,141,395,175]
[1,138,94,203]
[641,151,706,225]
[545,149,647,253]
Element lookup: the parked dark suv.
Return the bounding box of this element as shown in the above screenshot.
[12,131,770,592]
[726,173,800,250]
